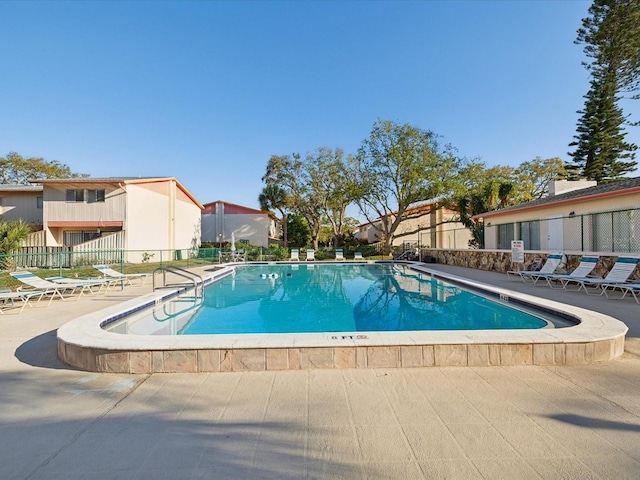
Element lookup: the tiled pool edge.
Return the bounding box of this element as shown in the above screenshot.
[57,263,629,373]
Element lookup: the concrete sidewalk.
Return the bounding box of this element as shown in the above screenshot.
[1,265,640,479]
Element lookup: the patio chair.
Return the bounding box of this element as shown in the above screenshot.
[10,272,109,300]
[46,276,119,295]
[506,253,565,283]
[532,255,600,288]
[602,282,640,303]
[305,249,315,261]
[93,264,151,285]
[559,256,640,295]
[289,249,300,261]
[0,289,54,314]
[354,252,363,261]
[335,248,344,261]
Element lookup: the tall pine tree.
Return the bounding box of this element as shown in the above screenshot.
[569,0,640,181]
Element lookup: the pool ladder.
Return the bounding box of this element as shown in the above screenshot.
[153,266,205,301]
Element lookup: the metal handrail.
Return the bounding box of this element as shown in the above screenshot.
[153,266,205,300]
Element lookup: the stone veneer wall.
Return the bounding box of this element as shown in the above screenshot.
[58,338,625,373]
[422,249,640,281]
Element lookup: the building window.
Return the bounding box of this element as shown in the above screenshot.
[594,209,639,253]
[66,189,84,202]
[36,196,43,209]
[63,230,100,246]
[87,189,105,203]
[519,220,540,250]
[497,223,514,249]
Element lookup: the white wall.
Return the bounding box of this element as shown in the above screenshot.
[201,211,271,247]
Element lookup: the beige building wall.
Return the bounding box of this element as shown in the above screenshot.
[0,191,42,224]
[173,184,202,251]
[482,191,640,252]
[43,184,126,222]
[362,207,472,250]
[125,181,202,258]
[125,182,173,252]
[42,184,127,246]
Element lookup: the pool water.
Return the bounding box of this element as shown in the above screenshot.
[110,263,550,335]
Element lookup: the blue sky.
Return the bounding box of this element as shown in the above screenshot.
[1,1,638,213]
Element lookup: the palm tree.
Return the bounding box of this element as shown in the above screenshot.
[0,220,32,270]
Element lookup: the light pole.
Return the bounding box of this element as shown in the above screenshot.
[417,224,421,262]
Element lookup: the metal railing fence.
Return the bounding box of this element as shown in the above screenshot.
[0,245,314,272]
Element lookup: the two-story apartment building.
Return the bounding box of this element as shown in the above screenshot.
[354,202,472,250]
[32,177,203,258]
[201,200,280,248]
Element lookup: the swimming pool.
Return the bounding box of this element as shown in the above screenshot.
[57,262,629,373]
[106,263,554,335]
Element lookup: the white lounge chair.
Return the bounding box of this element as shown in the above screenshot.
[306,249,315,261]
[93,264,151,285]
[0,290,53,314]
[532,255,600,288]
[335,249,344,261]
[506,253,565,283]
[354,252,363,261]
[11,272,110,300]
[289,249,300,261]
[602,282,640,303]
[559,256,640,295]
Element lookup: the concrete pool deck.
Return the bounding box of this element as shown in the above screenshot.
[1,264,640,478]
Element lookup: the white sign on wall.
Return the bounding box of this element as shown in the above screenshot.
[511,240,525,263]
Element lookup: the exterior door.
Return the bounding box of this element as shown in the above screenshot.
[547,216,564,251]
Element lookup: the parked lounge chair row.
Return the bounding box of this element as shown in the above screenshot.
[508,254,640,301]
[289,249,315,261]
[3,265,151,314]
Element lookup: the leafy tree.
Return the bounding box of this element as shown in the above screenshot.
[0,152,88,184]
[570,0,640,180]
[456,180,514,248]
[258,184,290,246]
[261,154,325,249]
[353,119,460,254]
[286,214,311,247]
[515,157,569,201]
[0,220,32,269]
[305,147,359,248]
